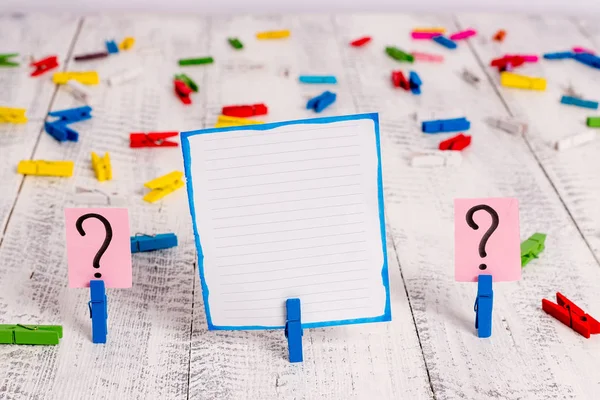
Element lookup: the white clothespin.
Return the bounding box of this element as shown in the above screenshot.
[486,117,527,135]
[66,79,91,102]
[410,151,462,167]
[555,131,596,151]
[107,67,143,86]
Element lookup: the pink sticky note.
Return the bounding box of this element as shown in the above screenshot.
[454,198,521,282]
[65,208,132,288]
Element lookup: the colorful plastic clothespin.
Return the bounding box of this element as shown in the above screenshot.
[174,74,198,92]
[256,30,290,40]
[500,72,546,91]
[486,117,527,135]
[391,70,410,90]
[222,104,268,118]
[385,46,414,62]
[130,132,178,148]
[17,160,74,177]
[215,115,265,128]
[422,117,471,134]
[491,55,526,71]
[106,40,119,54]
[108,67,142,86]
[439,133,471,151]
[411,32,443,40]
[30,56,58,77]
[298,75,337,84]
[520,233,546,267]
[560,95,598,110]
[53,71,99,85]
[66,79,92,102]
[350,36,371,47]
[44,121,78,142]
[285,298,303,363]
[587,117,600,128]
[555,131,596,151]
[0,107,27,124]
[449,29,476,40]
[462,69,480,85]
[178,57,214,66]
[228,38,244,49]
[493,30,506,42]
[143,171,184,203]
[119,37,135,50]
[130,233,178,253]
[44,106,92,143]
[432,35,457,50]
[410,151,462,167]
[48,105,93,123]
[91,152,112,182]
[306,91,336,113]
[573,52,600,69]
[409,71,422,95]
[0,324,63,345]
[411,51,444,62]
[542,293,600,338]
[413,27,446,33]
[0,53,19,67]
[474,274,493,338]
[89,280,108,344]
[174,80,193,105]
[74,52,109,62]
[543,51,574,60]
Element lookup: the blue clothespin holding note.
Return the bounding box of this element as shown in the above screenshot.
[285,298,303,363]
[130,233,178,253]
[474,275,493,338]
[89,280,108,344]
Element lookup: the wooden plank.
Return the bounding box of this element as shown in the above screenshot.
[0,14,213,399]
[0,13,80,238]
[187,14,433,400]
[455,13,600,263]
[334,13,600,399]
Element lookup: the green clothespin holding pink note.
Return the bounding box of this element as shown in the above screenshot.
[0,53,19,67]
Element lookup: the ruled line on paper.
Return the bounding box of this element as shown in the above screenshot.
[213,221,365,239]
[203,134,358,151]
[220,268,368,286]
[205,154,361,172]
[201,123,358,141]
[204,144,360,161]
[224,306,373,319]
[210,183,361,200]
[216,250,368,268]
[222,287,370,303]
[223,297,371,311]
[219,258,369,276]
[212,202,364,220]
[215,240,367,258]
[207,174,362,191]
[207,164,361,181]
[212,193,363,211]
[212,212,365,229]
[220,277,368,295]
[215,231,366,249]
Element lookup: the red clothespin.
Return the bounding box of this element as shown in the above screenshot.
[542,292,600,338]
[350,36,372,47]
[130,132,179,148]
[174,80,192,105]
[490,55,525,72]
[391,70,410,90]
[221,103,268,118]
[30,56,59,77]
[439,133,471,151]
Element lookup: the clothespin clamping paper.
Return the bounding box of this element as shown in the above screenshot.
[130,132,179,148]
[285,298,303,363]
[91,152,112,181]
[474,275,493,338]
[0,324,63,345]
[542,293,600,338]
[0,107,27,124]
[30,56,59,77]
[143,171,185,203]
[520,233,546,267]
[130,233,178,253]
[89,280,108,344]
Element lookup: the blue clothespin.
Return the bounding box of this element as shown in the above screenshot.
[306,91,336,113]
[409,71,422,95]
[89,280,108,344]
[432,35,457,50]
[543,51,574,60]
[285,298,303,363]
[474,275,493,338]
[422,117,470,134]
[44,121,79,142]
[131,233,178,253]
[106,40,119,54]
[48,106,93,124]
[298,75,337,84]
[573,52,600,69]
[560,95,599,110]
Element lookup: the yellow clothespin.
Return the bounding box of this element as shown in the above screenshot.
[91,152,112,182]
[119,37,135,50]
[143,171,184,203]
[413,27,446,33]
[17,160,74,177]
[0,107,27,124]
[53,71,100,85]
[500,72,546,91]
[215,115,265,128]
[256,30,290,40]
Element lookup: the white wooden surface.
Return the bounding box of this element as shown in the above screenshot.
[0,12,599,400]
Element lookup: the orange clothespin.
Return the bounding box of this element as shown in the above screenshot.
[493,30,506,42]
[130,132,178,148]
[30,56,59,77]
[542,293,600,338]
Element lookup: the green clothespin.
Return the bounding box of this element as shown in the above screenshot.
[228,38,244,50]
[0,53,19,67]
[0,324,63,345]
[178,57,214,66]
[385,47,414,63]
[520,233,546,267]
[174,74,198,92]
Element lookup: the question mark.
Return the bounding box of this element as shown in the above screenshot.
[465,205,499,271]
[76,213,113,279]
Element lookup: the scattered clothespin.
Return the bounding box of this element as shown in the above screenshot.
[0,53,19,67]
[0,324,63,345]
[507,54,538,63]
[573,52,600,69]
[474,274,493,338]
[130,131,178,148]
[222,103,268,118]
[543,51,574,60]
[587,117,600,128]
[17,160,74,177]
[66,79,92,102]
[44,106,92,143]
[143,171,184,203]
[409,71,422,95]
[91,152,112,182]
[285,298,303,363]
[49,106,92,123]
[439,133,471,151]
[44,121,79,142]
[493,30,506,42]
[53,71,99,85]
[256,30,290,40]
[107,67,142,86]
[74,52,109,62]
[215,115,265,128]
[0,107,27,124]
[385,46,414,62]
[105,40,119,54]
[174,74,198,92]
[298,75,337,84]
[350,36,371,47]
[411,51,444,62]
[391,70,410,90]
[411,32,442,40]
[486,117,527,135]
[542,293,600,338]
[573,47,594,54]
[560,95,598,110]
[30,56,58,77]
[520,233,546,267]
[306,91,336,113]
[410,151,462,167]
[461,69,480,85]
[89,280,108,344]
[119,37,135,50]
[174,79,193,105]
[228,38,244,50]
[449,29,476,40]
[432,35,457,50]
[500,72,546,91]
[491,55,526,72]
[422,117,471,134]
[413,27,446,33]
[178,57,214,66]
[555,131,596,151]
[130,233,178,253]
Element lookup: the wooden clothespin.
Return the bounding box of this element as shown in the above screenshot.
[143,171,184,203]
[474,275,493,338]
[543,293,600,338]
[91,152,112,181]
[520,233,546,267]
[0,53,19,67]
[89,280,108,344]
[30,56,59,77]
[285,298,303,363]
[0,324,63,345]
[130,233,178,253]
[0,107,27,124]
[17,160,74,177]
[130,132,179,148]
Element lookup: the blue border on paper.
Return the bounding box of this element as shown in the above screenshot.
[180,113,390,331]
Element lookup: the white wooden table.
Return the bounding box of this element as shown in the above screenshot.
[1,12,599,400]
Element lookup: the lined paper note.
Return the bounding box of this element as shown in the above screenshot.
[182,114,389,330]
